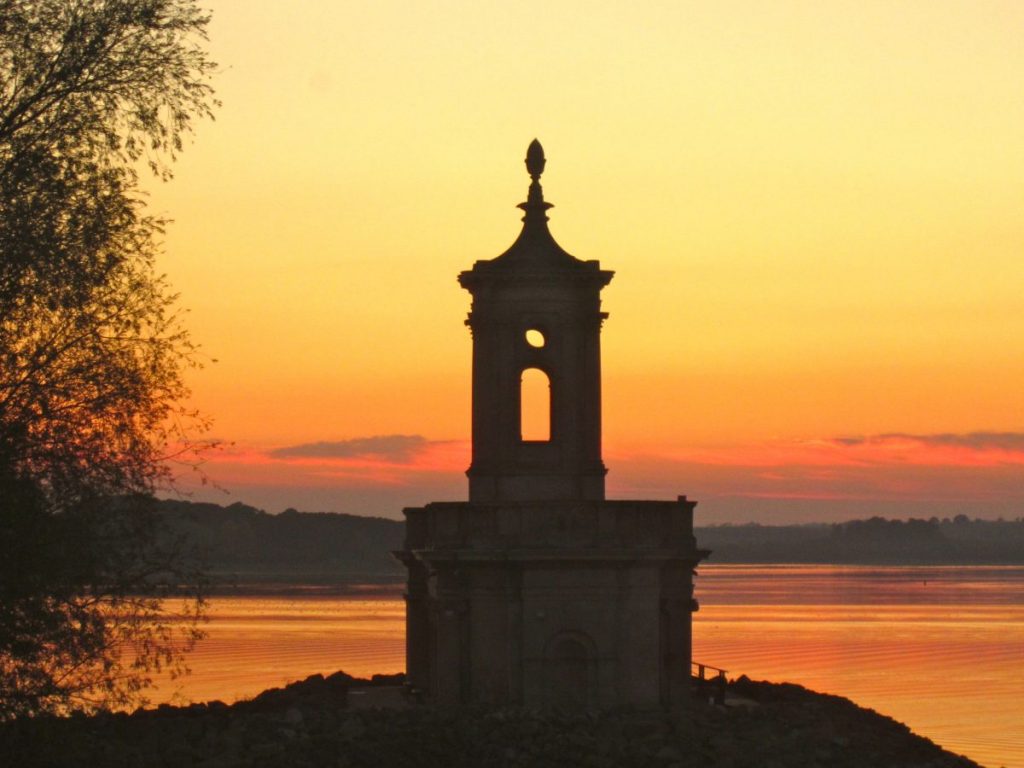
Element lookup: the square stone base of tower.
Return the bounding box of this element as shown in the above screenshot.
[395,497,708,710]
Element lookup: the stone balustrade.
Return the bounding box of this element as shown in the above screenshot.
[404,497,699,554]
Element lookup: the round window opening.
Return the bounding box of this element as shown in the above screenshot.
[525,329,545,348]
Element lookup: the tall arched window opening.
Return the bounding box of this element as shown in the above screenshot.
[520,367,551,442]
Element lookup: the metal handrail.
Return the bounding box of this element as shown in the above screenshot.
[692,661,727,680]
[692,661,728,705]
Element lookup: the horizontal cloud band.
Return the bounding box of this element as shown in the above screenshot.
[832,432,1024,452]
[269,435,430,463]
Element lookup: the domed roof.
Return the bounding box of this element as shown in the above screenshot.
[459,140,612,289]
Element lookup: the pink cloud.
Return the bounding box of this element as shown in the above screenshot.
[613,431,1024,471]
[607,431,1024,518]
[169,431,1024,523]
[187,437,468,490]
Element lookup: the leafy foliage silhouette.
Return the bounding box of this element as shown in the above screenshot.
[0,0,217,718]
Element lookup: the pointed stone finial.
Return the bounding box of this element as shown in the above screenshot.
[520,139,551,218]
[525,139,546,180]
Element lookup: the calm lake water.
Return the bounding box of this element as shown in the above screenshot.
[153,565,1024,768]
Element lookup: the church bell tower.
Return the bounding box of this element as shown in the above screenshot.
[459,139,613,503]
[397,142,707,711]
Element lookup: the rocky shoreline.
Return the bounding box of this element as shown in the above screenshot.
[1,673,983,768]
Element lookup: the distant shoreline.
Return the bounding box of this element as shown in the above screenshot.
[156,499,1024,584]
[197,562,1024,596]
[202,578,405,596]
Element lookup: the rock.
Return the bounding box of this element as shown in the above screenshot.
[655,744,684,762]
[0,673,988,768]
[337,716,366,741]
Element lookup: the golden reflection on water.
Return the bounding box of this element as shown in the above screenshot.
[153,595,406,706]
[149,566,1023,768]
[692,566,1024,768]
[694,604,1024,768]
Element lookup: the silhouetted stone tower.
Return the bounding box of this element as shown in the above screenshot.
[397,141,708,710]
[460,139,611,504]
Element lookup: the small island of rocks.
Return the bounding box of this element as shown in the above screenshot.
[1,673,983,768]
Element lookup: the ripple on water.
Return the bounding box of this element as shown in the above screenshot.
[149,566,1023,768]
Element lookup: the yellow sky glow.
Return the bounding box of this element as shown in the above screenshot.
[149,1,1024,520]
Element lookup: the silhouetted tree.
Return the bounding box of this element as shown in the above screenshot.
[0,0,217,718]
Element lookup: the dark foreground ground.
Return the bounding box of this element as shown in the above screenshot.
[1,673,983,768]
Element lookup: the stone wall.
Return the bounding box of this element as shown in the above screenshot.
[398,497,707,710]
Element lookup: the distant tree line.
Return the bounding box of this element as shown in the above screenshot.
[156,500,405,583]
[154,500,1024,582]
[699,515,1024,564]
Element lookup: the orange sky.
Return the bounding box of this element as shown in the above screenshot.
[151,1,1024,522]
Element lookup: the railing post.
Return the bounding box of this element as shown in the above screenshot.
[692,661,728,705]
